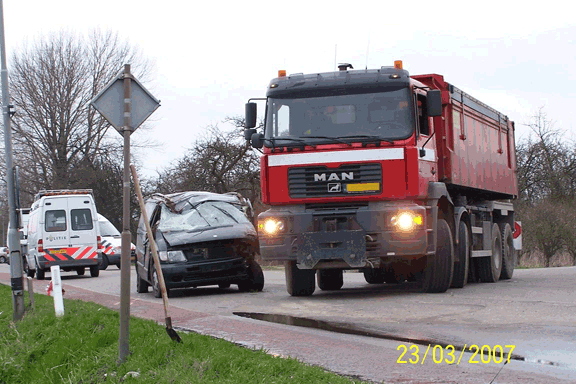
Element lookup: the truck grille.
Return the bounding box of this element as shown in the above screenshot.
[288,163,382,198]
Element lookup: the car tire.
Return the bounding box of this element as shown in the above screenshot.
[285,260,315,296]
[77,267,85,276]
[36,263,45,280]
[24,258,35,278]
[152,266,168,298]
[238,262,265,292]
[363,268,385,284]
[99,254,109,270]
[317,269,344,290]
[136,269,149,293]
[500,223,515,280]
[116,263,121,270]
[451,220,470,288]
[478,224,503,283]
[421,218,455,293]
[0,256,6,264]
[90,265,99,277]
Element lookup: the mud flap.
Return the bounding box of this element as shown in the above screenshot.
[297,230,366,269]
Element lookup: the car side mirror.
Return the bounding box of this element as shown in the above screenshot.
[427,90,442,117]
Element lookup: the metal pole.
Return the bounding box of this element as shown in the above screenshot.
[0,0,24,321]
[118,64,132,363]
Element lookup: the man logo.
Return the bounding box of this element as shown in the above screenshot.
[314,172,354,182]
[328,183,341,193]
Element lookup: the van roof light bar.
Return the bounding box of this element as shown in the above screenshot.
[34,189,94,200]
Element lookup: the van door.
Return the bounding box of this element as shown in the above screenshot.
[68,196,98,259]
[42,196,70,259]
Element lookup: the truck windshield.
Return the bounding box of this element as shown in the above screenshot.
[265,88,414,146]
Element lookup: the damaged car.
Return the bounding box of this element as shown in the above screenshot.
[135,191,264,297]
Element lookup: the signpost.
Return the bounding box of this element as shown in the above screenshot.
[91,64,160,364]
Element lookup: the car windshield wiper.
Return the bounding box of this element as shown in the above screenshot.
[337,135,395,144]
[300,136,353,147]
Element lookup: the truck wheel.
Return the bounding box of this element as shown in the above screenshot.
[238,262,265,292]
[77,267,85,276]
[363,268,385,284]
[90,265,100,277]
[478,224,503,283]
[24,258,35,278]
[421,218,454,293]
[451,220,470,288]
[500,223,515,280]
[383,264,405,284]
[285,260,316,296]
[136,269,149,293]
[98,254,109,270]
[317,269,344,290]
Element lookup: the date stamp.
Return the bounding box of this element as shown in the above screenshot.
[397,344,516,365]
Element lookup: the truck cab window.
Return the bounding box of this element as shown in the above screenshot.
[417,94,430,136]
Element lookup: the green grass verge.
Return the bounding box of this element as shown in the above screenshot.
[0,285,365,384]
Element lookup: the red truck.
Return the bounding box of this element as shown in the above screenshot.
[244,61,519,296]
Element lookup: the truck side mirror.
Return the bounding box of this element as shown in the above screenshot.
[245,102,257,128]
[427,90,442,117]
[250,132,264,149]
[244,128,256,141]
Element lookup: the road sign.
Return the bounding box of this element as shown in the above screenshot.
[91,73,160,133]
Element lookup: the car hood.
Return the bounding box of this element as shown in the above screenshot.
[159,223,257,248]
[101,235,136,250]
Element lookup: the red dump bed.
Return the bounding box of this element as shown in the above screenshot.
[413,74,518,198]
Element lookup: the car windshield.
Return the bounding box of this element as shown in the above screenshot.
[265,88,414,146]
[158,200,251,233]
[99,219,121,237]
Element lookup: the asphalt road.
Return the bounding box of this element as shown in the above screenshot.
[1,263,575,383]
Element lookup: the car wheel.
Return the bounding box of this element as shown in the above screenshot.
[500,223,515,280]
[136,269,149,293]
[238,262,264,292]
[363,268,385,284]
[478,224,503,283]
[152,267,167,298]
[0,256,6,264]
[285,260,315,296]
[218,283,231,289]
[77,267,85,276]
[90,265,100,277]
[420,218,455,293]
[24,258,35,278]
[317,269,344,290]
[116,263,121,269]
[36,262,45,280]
[451,220,470,288]
[99,254,109,270]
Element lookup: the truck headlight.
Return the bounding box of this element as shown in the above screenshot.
[258,218,286,235]
[391,211,423,232]
[158,250,187,262]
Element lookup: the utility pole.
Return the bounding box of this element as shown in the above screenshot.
[0,0,25,321]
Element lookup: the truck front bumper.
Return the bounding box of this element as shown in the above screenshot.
[258,201,428,269]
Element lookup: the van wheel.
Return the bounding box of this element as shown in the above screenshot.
[500,223,515,280]
[77,267,85,276]
[421,218,455,293]
[285,260,315,296]
[24,258,35,278]
[478,224,503,283]
[136,269,149,293]
[90,265,100,277]
[238,262,264,292]
[99,255,109,270]
[36,267,45,280]
[317,269,344,290]
[451,220,470,288]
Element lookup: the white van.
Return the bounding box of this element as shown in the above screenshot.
[97,214,136,270]
[25,189,102,280]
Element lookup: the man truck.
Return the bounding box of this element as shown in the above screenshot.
[244,61,519,296]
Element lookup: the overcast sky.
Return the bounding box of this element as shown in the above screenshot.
[4,0,575,177]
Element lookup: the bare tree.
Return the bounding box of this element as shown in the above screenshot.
[9,29,152,205]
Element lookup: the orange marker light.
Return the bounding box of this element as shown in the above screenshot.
[394,60,403,69]
[278,69,287,77]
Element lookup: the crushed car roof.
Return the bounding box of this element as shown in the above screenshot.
[146,191,252,215]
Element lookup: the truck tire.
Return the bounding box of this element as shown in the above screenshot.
[90,265,100,277]
[136,269,149,293]
[285,260,315,296]
[500,223,515,280]
[363,268,385,284]
[478,224,503,283]
[421,219,454,293]
[238,262,265,292]
[98,254,109,270]
[451,220,470,288]
[317,269,344,290]
[383,264,405,284]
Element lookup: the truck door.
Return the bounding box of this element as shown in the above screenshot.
[68,196,97,258]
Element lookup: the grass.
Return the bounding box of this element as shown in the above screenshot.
[0,285,366,384]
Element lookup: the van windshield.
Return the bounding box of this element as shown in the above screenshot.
[99,220,121,237]
[158,201,250,233]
